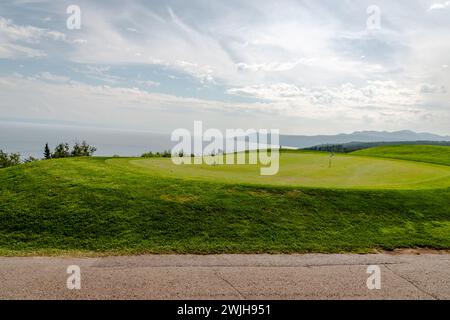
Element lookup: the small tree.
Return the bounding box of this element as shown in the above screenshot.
[142,151,154,158]
[71,141,97,157]
[52,143,70,158]
[44,143,51,160]
[0,150,21,168]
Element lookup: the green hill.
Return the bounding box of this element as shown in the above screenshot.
[0,148,449,256]
[352,145,450,166]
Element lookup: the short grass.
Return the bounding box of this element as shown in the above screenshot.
[130,151,450,189]
[352,145,450,166]
[0,150,449,256]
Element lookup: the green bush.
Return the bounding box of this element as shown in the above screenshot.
[71,141,97,157]
[141,151,155,158]
[52,143,70,158]
[141,150,173,158]
[0,150,21,168]
[49,141,97,159]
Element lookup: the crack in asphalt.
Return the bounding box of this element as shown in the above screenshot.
[384,264,439,300]
[1,255,448,299]
[213,269,246,300]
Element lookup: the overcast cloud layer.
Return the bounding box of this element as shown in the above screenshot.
[0,0,449,134]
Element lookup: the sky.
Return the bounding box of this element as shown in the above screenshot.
[0,0,449,135]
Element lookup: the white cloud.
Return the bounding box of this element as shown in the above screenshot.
[419,84,447,94]
[0,16,66,43]
[428,1,450,10]
[64,5,232,86]
[236,60,305,72]
[0,1,449,135]
[227,83,302,100]
[61,2,398,91]
[0,16,66,58]
[71,65,124,84]
[45,30,66,41]
[1,74,446,135]
[72,39,87,45]
[0,43,46,58]
[135,80,160,88]
[174,60,216,84]
[227,81,422,108]
[0,16,46,43]
[37,72,70,83]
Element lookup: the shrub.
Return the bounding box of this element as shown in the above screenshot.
[52,143,70,158]
[49,141,97,159]
[0,150,21,168]
[141,150,173,158]
[71,141,97,157]
[141,151,155,158]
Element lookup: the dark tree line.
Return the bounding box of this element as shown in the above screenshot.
[0,141,97,169]
[46,141,97,159]
[141,150,172,158]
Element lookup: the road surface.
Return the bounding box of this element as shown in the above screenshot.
[0,252,448,300]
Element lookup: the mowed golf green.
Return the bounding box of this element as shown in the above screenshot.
[0,145,449,255]
[127,151,450,189]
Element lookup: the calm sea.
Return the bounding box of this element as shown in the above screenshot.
[0,122,174,158]
[0,121,279,159]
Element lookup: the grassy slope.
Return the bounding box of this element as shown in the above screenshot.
[0,155,449,256]
[352,145,450,166]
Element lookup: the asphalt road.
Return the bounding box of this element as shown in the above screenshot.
[0,253,448,300]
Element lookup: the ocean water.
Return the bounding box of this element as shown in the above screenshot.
[0,122,174,158]
[0,122,279,159]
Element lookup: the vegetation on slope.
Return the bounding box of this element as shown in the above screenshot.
[0,156,449,256]
[304,141,450,153]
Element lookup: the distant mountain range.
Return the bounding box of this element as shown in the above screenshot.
[280,130,450,149]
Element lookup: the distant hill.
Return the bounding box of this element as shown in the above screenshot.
[280,130,450,149]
